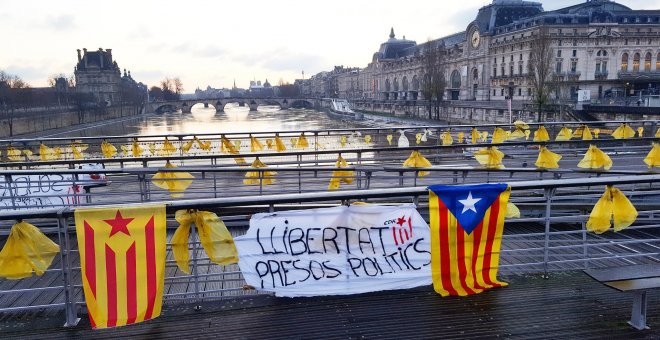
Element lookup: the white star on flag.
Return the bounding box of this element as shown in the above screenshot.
[459,192,482,214]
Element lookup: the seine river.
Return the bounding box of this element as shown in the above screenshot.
[41,103,369,138]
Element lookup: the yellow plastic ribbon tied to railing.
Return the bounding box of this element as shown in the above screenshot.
[244,157,276,185]
[364,135,372,145]
[296,133,309,149]
[101,140,117,158]
[0,221,60,280]
[39,143,58,161]
[415,133,423,145]
[637,127,644,138]
[535,146,562,169]
[386,134,393,145]
[644,143,660,168]
[471,127,480,144]
[160,137,177,156]
[457,132,465,143]
[121,144,130,157]
[481,131,489,142]
[6,147,22,161]
[533,125,550,142]
[151,161,194,197]
[491,127,507,144]
[181,139,195,153]
[328,155,354,190]
[403,150,432,176]
[441,132,453,146]
[474,146,505,169]
[656,128,660,138]
[509,120,528,140]
[172,210,238,274]
[148,142,157,155]
[555,127,572,141]
[586,185,638,234]
[71,141,88,160]
[132,139,144,157]
[505,202,521,218]
[220,136,246,164]
[593,128,600,139]
[573,125,593,140]
[274,135,287,152]
[250,135,264,152]
[611,123,635,139]
[195,137,212,151]
[578,145,612,170]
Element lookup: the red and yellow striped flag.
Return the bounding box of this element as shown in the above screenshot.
[428,184,510,297]
[75,205,167,329]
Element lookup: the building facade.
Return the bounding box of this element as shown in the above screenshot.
[353,0,660,110]
[74,48,123,105]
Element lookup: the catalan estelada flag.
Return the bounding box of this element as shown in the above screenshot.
[74,205,167,329]
[427,184,510,297]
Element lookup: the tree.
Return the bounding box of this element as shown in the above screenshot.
[0,70,31,137]
[420,40,447,120]
[528,26,554,121]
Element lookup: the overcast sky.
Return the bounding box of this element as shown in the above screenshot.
[1,0,657,90]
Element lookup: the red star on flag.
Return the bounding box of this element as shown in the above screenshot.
[104,210,134,237]
[396,216,406,226]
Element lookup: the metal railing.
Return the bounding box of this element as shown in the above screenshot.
[0,174,658,327]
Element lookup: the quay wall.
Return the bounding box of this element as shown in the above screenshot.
[0,104,142,138]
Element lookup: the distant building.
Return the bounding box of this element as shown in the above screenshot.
[74,48,122,105]
[195,85,231,99]
[248,79,274,97]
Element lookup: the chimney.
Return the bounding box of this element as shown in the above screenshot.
[83,48,88,68]
[106,49,112,63]
[99,48,104,68]
[77,49,81,62]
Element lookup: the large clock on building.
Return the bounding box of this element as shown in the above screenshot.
[471,30,480,48]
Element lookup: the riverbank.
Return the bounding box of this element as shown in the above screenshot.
[1,104,143,139]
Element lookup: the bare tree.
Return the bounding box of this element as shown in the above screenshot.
[173,77,184,95]
[420,40,447,120]
[527,26,554,121]
[0,70,31,137]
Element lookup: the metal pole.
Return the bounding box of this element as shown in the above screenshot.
[57,210,80,327]
[190,219,202,309]
[542,187,555,278]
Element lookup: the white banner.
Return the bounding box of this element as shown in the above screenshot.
[0,174,80,209]
[235,204,431,297]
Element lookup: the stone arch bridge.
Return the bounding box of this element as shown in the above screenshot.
[145,97,320,114]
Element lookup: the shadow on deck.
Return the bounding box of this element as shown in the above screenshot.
[1,272,659,339]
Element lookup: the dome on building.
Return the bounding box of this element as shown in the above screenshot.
[376,28,417,60]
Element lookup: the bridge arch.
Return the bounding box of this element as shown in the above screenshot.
[154,104,180,114]
[289,99,314,109]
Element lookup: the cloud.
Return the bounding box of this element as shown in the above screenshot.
[229,48,326,73]
[45,14,76,31]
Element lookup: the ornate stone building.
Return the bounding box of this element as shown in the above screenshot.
[74,48,122,105]
[358,0,660,117]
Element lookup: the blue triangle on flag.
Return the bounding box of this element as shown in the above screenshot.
[428,183,508,234]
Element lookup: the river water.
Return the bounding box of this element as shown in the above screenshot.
[42,103,369,138]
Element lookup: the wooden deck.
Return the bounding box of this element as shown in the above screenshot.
[1,272,659,339]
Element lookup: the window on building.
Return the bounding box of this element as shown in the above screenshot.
[571,61,577,73]
[528,88,532,96]
[501,67,505,76]
[633,53,640,72]
[625,39,628,45]
[493,89,496,96]
[645,52,652,71]
[519,53,523,60]
[519,64,523,74]
[510,65,514,75]
[494,57,497,64]
[602,61,607,72]
[510,55,514,62]
[556,61,562,74]
[621,53,629,71]
[557,50,562,58]
[595,62,601,73]
[572,50,577,57]
[501,89,504,96]
[493,67,497,77]
[501,57,505,63]
[518,88,522,96]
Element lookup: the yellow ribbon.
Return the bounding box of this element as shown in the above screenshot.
[364,135,372,145]
[244,157,276,185]
[386,135,393,145]
[555,127,573,141]
[403,150,432,176]
[6,147,22,161]
[535,146,562,169]
[297,133,309,149]
[611,123,635,139]
[471,127,480,144]
[101,140,117,158]
[340,135,347,148]
[644,143,660,168]
[578,145,613,170]
[0,221,60,280]
[328,155,354,190]
[221,136,246,164]
[637,127,644,138]
[505,202,521,218]
[491,127,507,144]
[160,137,177,155]
[195,137,212,151]
[586,186,638,234]
[593,128,600,139]
[250,135,264,152]
[132,140,144,157]
[533,126,550,142]
[151,161,194,197]
[39,143,57,161]
[171,210,238,274]
[415,133,423,145]
[275,135,287,152]
[457,132,465,143]
[474,146,505,169]
[441,132,453,145]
